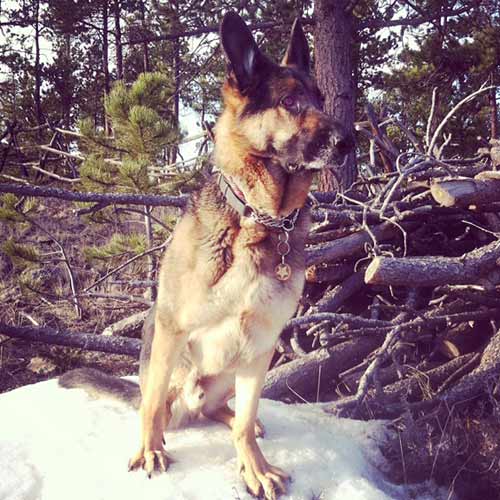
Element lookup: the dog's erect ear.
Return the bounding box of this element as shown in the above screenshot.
[220,12,264,91]
[281,18,310,74]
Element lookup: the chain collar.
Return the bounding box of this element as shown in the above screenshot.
[217,173,300,233]
[217,173,300,281]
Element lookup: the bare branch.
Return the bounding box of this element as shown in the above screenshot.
[427,84,495,156]
[0,323,141,357]
[0,183,188,208]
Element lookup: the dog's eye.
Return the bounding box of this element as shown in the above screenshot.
[281,95,298,110]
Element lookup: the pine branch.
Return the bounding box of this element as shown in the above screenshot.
[125,20,282,45]
[123,5,472,47]
[360,5,472,30]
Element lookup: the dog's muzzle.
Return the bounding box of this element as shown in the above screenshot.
[294,121,355,172]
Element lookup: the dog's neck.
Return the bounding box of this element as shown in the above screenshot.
[214,113,313,218]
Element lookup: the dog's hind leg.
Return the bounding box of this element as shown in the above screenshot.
[208,404,266,438]
[233,349,289,500]
[128,311,187,476]
[201,372,265,438]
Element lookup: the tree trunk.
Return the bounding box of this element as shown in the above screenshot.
[63,33,72,129]
[314,0,357,191]
[489,74,498,140]
[169,0,180,164]
[33,0,43,133]
[140,0,150,72]
[114,0,123,80]
[103,1,111,134]
[143,205,157,302]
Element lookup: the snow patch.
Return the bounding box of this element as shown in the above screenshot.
[0,378,443,500]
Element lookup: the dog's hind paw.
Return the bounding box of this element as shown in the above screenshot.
[128,448,174,477]
[255,418,265,439]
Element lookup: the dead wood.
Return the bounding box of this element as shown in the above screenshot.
[305,261,354,283]
[0,323,141,357]
[102,310,150,337]
[309,271,365,313]
[262,337,380,401]
[306,221,402,266]
[364,239,500,287]
[327,353,479,419]
[431,177,500,207]
[0,182,188,208]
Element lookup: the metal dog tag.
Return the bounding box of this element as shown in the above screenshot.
[275,262,291,281]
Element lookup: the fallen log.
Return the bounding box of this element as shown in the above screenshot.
[441,327,500,405]
[262,337,380,401]
[431,177,500,207]
[1,322,381,404]
[305,261,354,284]
[310,271,365,314]
[0,183,188,208]
[306,222,402,266]
[0,324,141,357]
[364,239,500,287]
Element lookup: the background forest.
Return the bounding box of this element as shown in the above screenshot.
[1,1,500,498]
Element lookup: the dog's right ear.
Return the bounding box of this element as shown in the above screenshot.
[220,12,265,91]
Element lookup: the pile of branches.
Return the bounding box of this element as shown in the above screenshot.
[265,87,500,419]
[266,148,500,418]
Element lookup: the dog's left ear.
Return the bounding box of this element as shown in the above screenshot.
[282,19,310,74]
[220,11,266,91]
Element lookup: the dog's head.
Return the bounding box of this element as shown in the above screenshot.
[216,12,353,174]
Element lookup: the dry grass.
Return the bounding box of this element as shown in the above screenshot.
[0,197,152,393]
[381,394,500,500]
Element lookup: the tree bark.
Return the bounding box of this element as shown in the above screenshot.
[102,310,149,337]
[114,0,123,80]
[262,337,380,401]
[143,205,157,301]
[364,240,500,287]
[306,221,406,267]
[0,182,188,208]
[102,1,111,134]
[139,0,150,72]
[0,324,141,357]
[33,0,43,132]
[314,0,357,191]
[167,0,180,164]
[489,76,498,140]
[63,33,72,128]
[431,176,500,207]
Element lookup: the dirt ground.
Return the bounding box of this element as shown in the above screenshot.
[0,336,139,394]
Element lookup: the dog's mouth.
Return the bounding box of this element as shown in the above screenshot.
[283,162,305,173]
[285,150,350,173]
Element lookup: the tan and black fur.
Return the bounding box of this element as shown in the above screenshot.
[59,12,353,500]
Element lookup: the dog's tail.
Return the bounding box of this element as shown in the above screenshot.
[58,368,141,410]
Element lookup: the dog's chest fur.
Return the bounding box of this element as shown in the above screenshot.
[157,178,308,377]
[186,248,304,375]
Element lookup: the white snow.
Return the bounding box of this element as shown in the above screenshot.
[0,378,443,500]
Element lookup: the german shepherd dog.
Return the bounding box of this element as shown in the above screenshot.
[60,12,352,500]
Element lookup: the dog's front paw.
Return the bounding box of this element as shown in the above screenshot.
[128,447,174,477]
[237,445,290,500]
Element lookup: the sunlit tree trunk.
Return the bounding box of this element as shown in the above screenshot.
[114,0,123,80]
[314,0,357,191]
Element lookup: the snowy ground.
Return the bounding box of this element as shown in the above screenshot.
[0,378,444,500]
